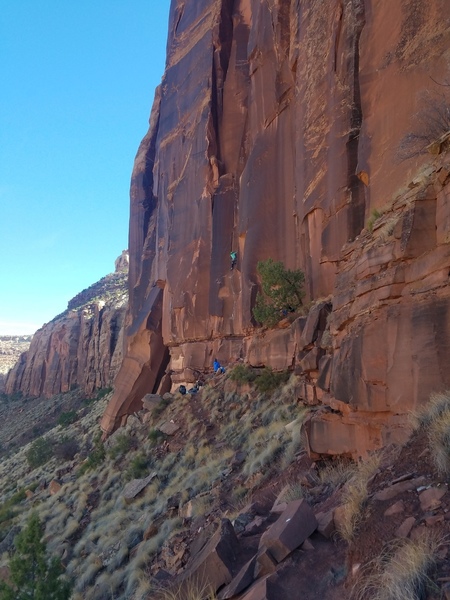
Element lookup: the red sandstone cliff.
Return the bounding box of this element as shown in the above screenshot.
[102,0,450,455]
[6,255,128,398]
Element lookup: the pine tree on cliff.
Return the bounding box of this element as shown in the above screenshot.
[253,258,305,328]
[0,513,72,600]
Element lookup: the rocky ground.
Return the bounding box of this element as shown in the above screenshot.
[0,372,449,599]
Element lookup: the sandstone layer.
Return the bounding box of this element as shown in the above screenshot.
[102,0,450,455]
[6,257,128,398]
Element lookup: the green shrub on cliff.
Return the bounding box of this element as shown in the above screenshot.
[229,365,289,392]
[252,258,305,327]
[229,364,258,384]
[254,367,290,393]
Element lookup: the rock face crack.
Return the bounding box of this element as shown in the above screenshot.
[346,0,366,241]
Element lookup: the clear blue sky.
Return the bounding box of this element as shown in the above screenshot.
[0,1,170,335]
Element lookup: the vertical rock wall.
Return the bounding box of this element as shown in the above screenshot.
[102,0,450,441]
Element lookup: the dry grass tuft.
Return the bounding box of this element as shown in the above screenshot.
[352,530,445,600]
[337,453,381,543]
[318,458,356,490]
[414,391,450,475]
[283,482,311,503]
[156,579,218,600]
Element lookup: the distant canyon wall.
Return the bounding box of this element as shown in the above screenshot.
[6,258,128,399]
[102,0,450,454]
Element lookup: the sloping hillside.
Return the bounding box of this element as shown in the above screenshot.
[0,371,449,599]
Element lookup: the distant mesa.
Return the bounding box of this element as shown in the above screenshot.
[115,250,129,273]
[4,253,129,399]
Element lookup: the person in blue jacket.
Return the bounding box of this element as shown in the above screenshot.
[213,358,225,374]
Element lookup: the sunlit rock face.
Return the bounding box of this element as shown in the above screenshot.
[102,0,450,451]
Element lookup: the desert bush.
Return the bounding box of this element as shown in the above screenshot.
[0,488,26,529]
[254,367,290,393]
[96,387,112,400]
[108,433,133,459]
[414,391,450,475]
[152,396,172,419]
[398,89,450,160]
[229,365,289,393]
[26,437,54,469]
[352,530,444,600]
[337,454,381,542]
[57,411,78,428]
[54,437,79,461]
[148,428,167,446]
[0,512,72,599]
[126,453,150,480]
[228,364,257,384]
[78,434,105,476]
[367,208,383,232]
[253,258,305,327]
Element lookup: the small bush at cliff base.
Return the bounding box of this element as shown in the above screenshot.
[229,364,258,384]
[229,365,289,392]
[253,258,305,327]
[254,368,290,393]
[0,513,72,600]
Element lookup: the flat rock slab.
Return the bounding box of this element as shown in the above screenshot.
[49,479,62,495]
[122,472,157,503]
[419,486,447,511]
[239,574,283,600]
[374,476,426,501]
[142,393,163,411]
[157,421,180,435]
[259,499,318,563]
[395,516,416,538]
[315,510,335,538]
[300,302,329,347]
[181,519,239,593]
[254,547,277,578]
[384,500,405,517]
[218,556,257,599]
